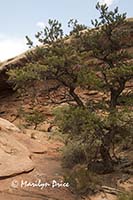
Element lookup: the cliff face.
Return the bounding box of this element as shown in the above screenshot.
[0,53,28,92]
[0,19,133,93]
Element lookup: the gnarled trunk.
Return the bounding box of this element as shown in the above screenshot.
[100,128,116,173]
[110,80,126,109]
[69,88,84,108]
[100,144,114,173]
[110,91,118,109]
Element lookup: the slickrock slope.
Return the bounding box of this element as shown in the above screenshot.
[0,120,132,200]
[0,118,47,178]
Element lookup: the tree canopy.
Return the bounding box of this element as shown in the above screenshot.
[8,2,133,173]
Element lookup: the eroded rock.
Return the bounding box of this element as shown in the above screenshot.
[0,117,20,132]
[0,118,34,178]
[0,131,34,178]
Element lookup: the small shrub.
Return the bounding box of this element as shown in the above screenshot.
[64,166,100,195]
[62,143,86,168]
[118,192,133,200]
[117,93,133,106]
[25,110,45,129]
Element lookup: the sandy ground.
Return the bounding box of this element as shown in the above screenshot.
[1,128,126,200]
[0,130,78,200]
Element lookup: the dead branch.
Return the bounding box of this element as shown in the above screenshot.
[101,186,122,195]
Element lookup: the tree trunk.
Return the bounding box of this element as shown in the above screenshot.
[99,126,117,173]
[110,80,126,109]
[110,91,118,109]
[69,88,84,108]
[100,144,114,173]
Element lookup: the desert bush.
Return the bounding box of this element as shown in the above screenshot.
[118,192,133,200]
[62,142,86,168]
[64,165,100,194]
[117,93,133,106]
[24,110,45,129]
[55,105,133,172]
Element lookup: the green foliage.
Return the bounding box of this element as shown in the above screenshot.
[7,62,47,91]
[77,67,104,90]
[55,105,133,170]
[118,192,133,200]
[104,110,133,143]
[82,2,133,109]
[7,2,133,174]
[55,106,103,164]
[64,166,100,194]
[92,2,126,27]
[118,93,133,106]
[9,19,84,106]
[35,19,63,45]
[24,110,45,129]
[62,142,86,168]
[68,19,87,36]
[54,106,102,138]
[25,35,33,48]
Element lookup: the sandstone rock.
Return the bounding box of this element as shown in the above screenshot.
[0,117,20,132]
[0,130,34,178]
[51,125,59,133]
[13,132,47,154]
[0,118,51,178]
[38,122,51,132]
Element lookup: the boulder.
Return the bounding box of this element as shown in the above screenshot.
[38,122,51,132]
[0,131,34,178]
[0,117,20,132]
[0,118,34,178]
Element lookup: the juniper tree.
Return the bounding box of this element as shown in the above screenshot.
[8,19,85,107]
[82,2,133,109]
[8,3,133,173]
[54,3,133,172]
[75,3,133,171]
